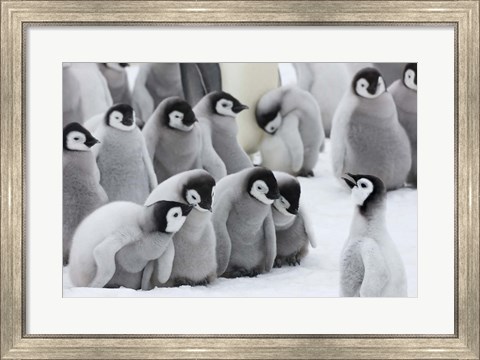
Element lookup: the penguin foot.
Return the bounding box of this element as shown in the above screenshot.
[174,277,210,287]
[223,267,258,278]
[273,257,283,268]
[286,253,301,266]
[297,169,314,178]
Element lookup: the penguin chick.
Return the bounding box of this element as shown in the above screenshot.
[271,172,317,268]
[194,91,253,174]
[68,200,192,289]
[256,86,325,177]
[63,122,108,265]
[62,63,113,126]
[143,97,226,184]
[90,103,157,204]
[340,173,407,297]
[98,63,133,105]
[142,169,217,288]
[132,63,184,128]
[389,63,417,187]
[330,67,411,190]
[213,167,279,278]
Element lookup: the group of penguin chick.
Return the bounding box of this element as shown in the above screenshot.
[63,62,417,297]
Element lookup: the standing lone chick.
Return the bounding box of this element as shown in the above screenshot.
[340,173,407,297]
[389,63,417,187]
[330,67,411,190]
[272,172,317,267]
[68,200,192,289]
[256,86,325,177]
[213,167,279,278]
[63,123,108,265]
[143,97,226,183]
[88,103,157,204]
[194,91,252,174]
[143,170,217,288]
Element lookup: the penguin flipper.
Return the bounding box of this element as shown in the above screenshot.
[153,239,175,284]
[89,228,138,288]
[141,260,154,290]
[298,209,318,248]
[278,114,304,173]
[132,83,154,128]
[200,124,227,181]
[140,134,158,191]
[263,211,277,272]
[359,238,388,297]
[213,197,233,276]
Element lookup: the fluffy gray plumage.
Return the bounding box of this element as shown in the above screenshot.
[132,63,184,127]
[331,75,411,190]
[340,174,407,297]
[98,63,132,105]
[389,79,417,187]
[256,86,325,176]
[194,92,253,174]
[213,168,279,278]
[142,170,218,288]
[63,150,108,265]
[95,125,157,204]
[143,97,226,183]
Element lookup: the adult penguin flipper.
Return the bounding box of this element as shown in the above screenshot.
[359,238,389,297]
[89,229,136,288]
[200,124,227,181]
[180,63,221,107]
[279,114,304,173]
[263,211,277,272]
[152,240,176,285]
[299,209,317,248]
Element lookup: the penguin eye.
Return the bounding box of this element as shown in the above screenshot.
[173,212,179,218]
[361,84,365,88]
[73,137,79,141]
[222,103,228,108]
[361,182,367,188]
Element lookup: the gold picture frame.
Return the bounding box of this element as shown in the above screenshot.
[1,1,478,358]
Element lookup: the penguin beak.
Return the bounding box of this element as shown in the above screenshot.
[267,189,281,200]
[342,173,357,189]
[199,200,213,212]
[122,116,134,126]
[85,138,100,148]
[367,81,378,95]
[232,104,249,114]
[287,207,299,215]
[182,204,194,216]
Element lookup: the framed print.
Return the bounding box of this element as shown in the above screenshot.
[1,1,479,359]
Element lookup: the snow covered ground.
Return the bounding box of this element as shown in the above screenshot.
[63,63,417,297]
[63,140,417,298]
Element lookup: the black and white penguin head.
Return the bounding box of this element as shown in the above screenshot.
[149,200,193,233]
[403,63,417,91]
[256,106,282,135]
[105,104,136,131]
[352,68,386,99]
[210,91,249,118]
[182,173,216,212]
[247,167,280,205]
[63,122,99,151]
[164,98,197,132]
[342,173,386,216]
[273,177,301,216]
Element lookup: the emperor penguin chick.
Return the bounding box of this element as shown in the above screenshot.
[271,172,317,268]
[68,200,192,289]
[194,91,253,174]
[143,170,217,288]
[256,86,325,177]
[63,123,108,265]
[330,67,411,190]
[98,63,132,105]
[389,63,417,187]
[340,173,407,297]
[143,97,226,184]
[213,167,280,278]
[91,104,157,204]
